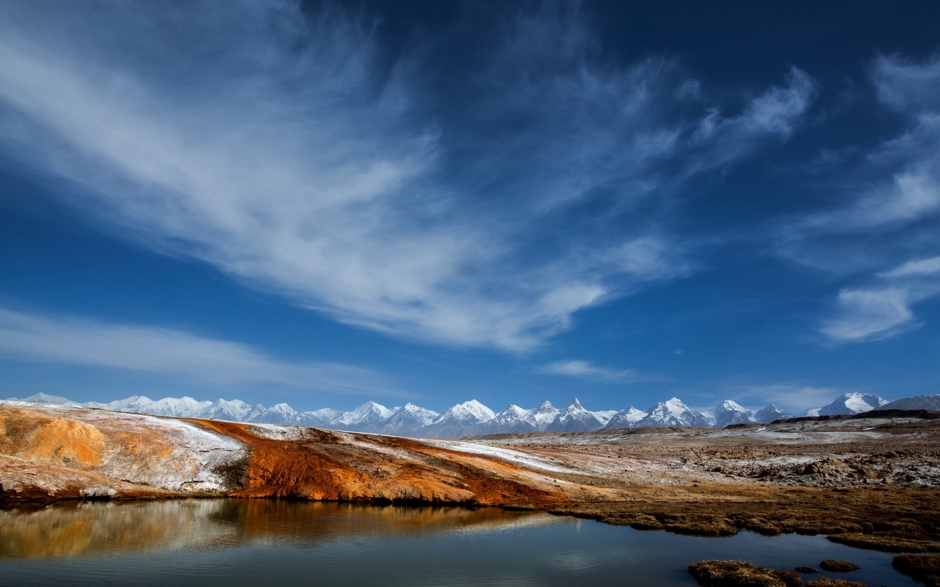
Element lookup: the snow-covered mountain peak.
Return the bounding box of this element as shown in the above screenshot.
[443,400,496,422]
[499,404,528,417]
[267,403,297,416]
[360,400,392,414]
[1,391,915,437]
[641,398,709,428]
[336,401,394,426]
[818,392,888,416]
[663,397,689,414]
[718,400,746,412]
[566,398,585,411]
[20,392,81,405]
[753,404,792,423]
[713,399,752,427]
[601,406,647,430]
[536,401,557,413]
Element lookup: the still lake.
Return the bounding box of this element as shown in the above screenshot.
[0,500,914,586]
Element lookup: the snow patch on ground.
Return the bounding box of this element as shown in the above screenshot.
[420,439,579,473]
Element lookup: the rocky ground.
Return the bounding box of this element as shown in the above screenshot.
[472,415,940,488]
[2,401,940,556]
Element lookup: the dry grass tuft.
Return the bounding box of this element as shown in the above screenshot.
[667,517,738,537]
[827,533,936,553]
[819,560,860,572]
[805,578,868,587]
[688,560,802,587]
[794,566,817,574]
[892,554,940,586]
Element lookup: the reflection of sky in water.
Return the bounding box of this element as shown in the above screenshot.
[0,501,918,586]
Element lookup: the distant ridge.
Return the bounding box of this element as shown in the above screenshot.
[3,391,898,438]
[875,395,940,411]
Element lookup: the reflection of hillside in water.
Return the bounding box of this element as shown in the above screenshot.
[0,500,555,559]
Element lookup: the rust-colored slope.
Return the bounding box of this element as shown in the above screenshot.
[0,407,108,469]
[0,405,571,505]
[0,405,246,500]
[190,420,565,506]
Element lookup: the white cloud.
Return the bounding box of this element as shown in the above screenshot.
[879,255,940,279]
[821,287,916,342]
[687,67,814,172]
[802,171,940,234]
[0,306,392,396]
[872,53,940,112]
[0,1,811,351]
[820,253,940,343]
[737,67,816,137]
[537,360,643,383]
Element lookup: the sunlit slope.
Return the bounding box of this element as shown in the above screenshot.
[0,403,569,505]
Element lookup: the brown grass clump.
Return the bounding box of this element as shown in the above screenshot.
[805,578,868,587]
[794,566,817,573]
[626,513,665,531]
[733,516,783,536]
[667,518,738,537]
[588,512,664,530]
[893,554,940,586]
[819,560,860,572]
[688,560,802,587]
[827,532,935,553]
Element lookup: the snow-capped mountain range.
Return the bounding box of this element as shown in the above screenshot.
[4,391,912,438]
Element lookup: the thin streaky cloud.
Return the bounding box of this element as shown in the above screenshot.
[0,306,395,397]
[537,360,647,383]
[879,255,940,279]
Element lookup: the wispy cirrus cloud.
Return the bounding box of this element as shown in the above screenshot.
[0,1,813,351]
[537,360,649,383]
[777,55,940,276]
[0,306,394,396]
[764,53,940,342]
[822,255,940,343]
[821,287,917,342]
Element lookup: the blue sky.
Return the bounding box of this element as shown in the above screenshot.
[1,1,938,415]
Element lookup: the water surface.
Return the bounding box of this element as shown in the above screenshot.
[0,500,914,586]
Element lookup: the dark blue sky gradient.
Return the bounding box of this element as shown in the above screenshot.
[0,1,938,413]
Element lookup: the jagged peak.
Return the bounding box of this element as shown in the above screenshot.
[268,403,296,412]
[716,399,746,412]
[443,399,495,421]
[500,404,527,415]
[537,401,558,412]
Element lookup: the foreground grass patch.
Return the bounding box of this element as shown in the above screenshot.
[827,532,938,553]
[688,560,802,587]
[819,560,860,572]
[805,578,867,587]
